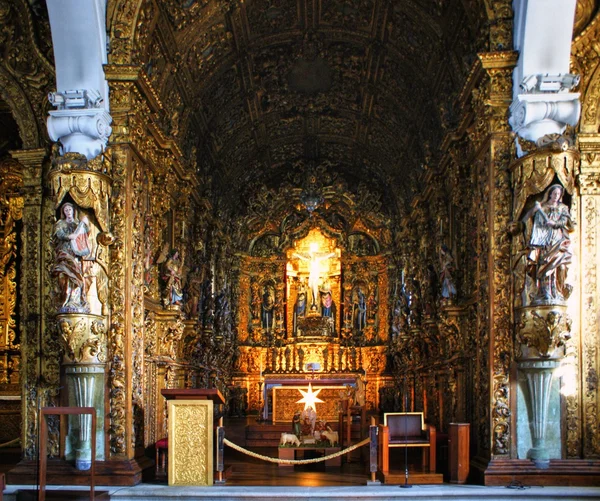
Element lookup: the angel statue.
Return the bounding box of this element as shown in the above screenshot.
[439,244,457,301]
[158,247,185,308]
[521,184,573,303]
[52,202,93,313]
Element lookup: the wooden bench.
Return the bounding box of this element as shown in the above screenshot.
[378,412,436,474]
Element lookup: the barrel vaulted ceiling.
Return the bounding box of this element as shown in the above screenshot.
[110,0,497,219]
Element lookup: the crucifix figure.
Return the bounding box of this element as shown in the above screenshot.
[293,244,335,310]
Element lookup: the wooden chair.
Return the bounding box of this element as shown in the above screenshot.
[378,412,436,474]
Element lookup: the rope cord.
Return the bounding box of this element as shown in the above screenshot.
[223,437,370,465]
[0,438,20,448]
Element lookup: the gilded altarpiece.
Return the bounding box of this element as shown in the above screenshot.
[235,228,389,415]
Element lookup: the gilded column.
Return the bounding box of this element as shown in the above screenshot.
[10,149,48,459]
[578,138,600,458]
[479,51,519,458]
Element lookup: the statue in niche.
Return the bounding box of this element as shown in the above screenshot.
[52,202,93,313]
[439,244,457,301]
[185,265,203,318]
[520,184,573,303]
[352,286,367,332]
[293,286,307,335]
[367,285,378,321]
[293,247,335,310]
[320,283,336,334]
[161,249,184,308]
[406,277,423,327]
[261,284,275,331]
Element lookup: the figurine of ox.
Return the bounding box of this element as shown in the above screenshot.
[321,427,338,446]
[280,432,301,447]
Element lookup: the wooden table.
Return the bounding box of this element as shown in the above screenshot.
[278,446,341,468]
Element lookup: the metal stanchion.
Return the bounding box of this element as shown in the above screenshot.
[367,416,381,485]
[215,417,226,485]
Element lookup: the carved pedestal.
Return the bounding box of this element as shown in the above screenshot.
[515,304,570,467]
[57,313,106,470]
[517,359,560,465]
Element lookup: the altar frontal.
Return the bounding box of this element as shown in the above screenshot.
[272,385,348,422]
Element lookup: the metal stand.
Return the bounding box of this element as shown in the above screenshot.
[399,378,412,488]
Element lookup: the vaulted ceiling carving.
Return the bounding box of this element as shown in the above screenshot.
[126,0,493,221]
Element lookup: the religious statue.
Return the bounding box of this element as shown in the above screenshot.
[184,265,203,318]
[292,410,302,437]
[52,202,93,313]
[261,284,275,331]
[301,406,317,435]
[320,288,336,334]
[521,184,573,303]
[293,246,335,309]
[293,287,307,335]
[439,244,457,301]
[161,249,184,307]
[352,286,367,332]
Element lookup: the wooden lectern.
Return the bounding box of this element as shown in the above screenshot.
[161,389,225,486]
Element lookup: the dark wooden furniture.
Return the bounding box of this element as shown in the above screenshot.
[39,407,96,501]
[155,437,168,479]
[448,422,470,484]
[160,388,225,403]
[278,446,341,468]
[378,412,436,474]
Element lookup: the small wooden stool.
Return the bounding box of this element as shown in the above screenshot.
[155,438,168,478]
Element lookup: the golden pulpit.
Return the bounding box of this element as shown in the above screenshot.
[161,389,225,486]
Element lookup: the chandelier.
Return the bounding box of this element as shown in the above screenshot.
[300,165,324,215]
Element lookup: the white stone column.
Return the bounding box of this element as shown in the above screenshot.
[509,0,580,145]
[46,0,112,160]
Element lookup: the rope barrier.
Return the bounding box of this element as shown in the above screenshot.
[0,438,20,448]
[223,437,370,465]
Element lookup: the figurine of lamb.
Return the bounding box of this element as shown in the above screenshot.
[321,427,339,446]
[280,432,301,447]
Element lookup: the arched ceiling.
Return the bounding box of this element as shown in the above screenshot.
[136,0,491,220]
